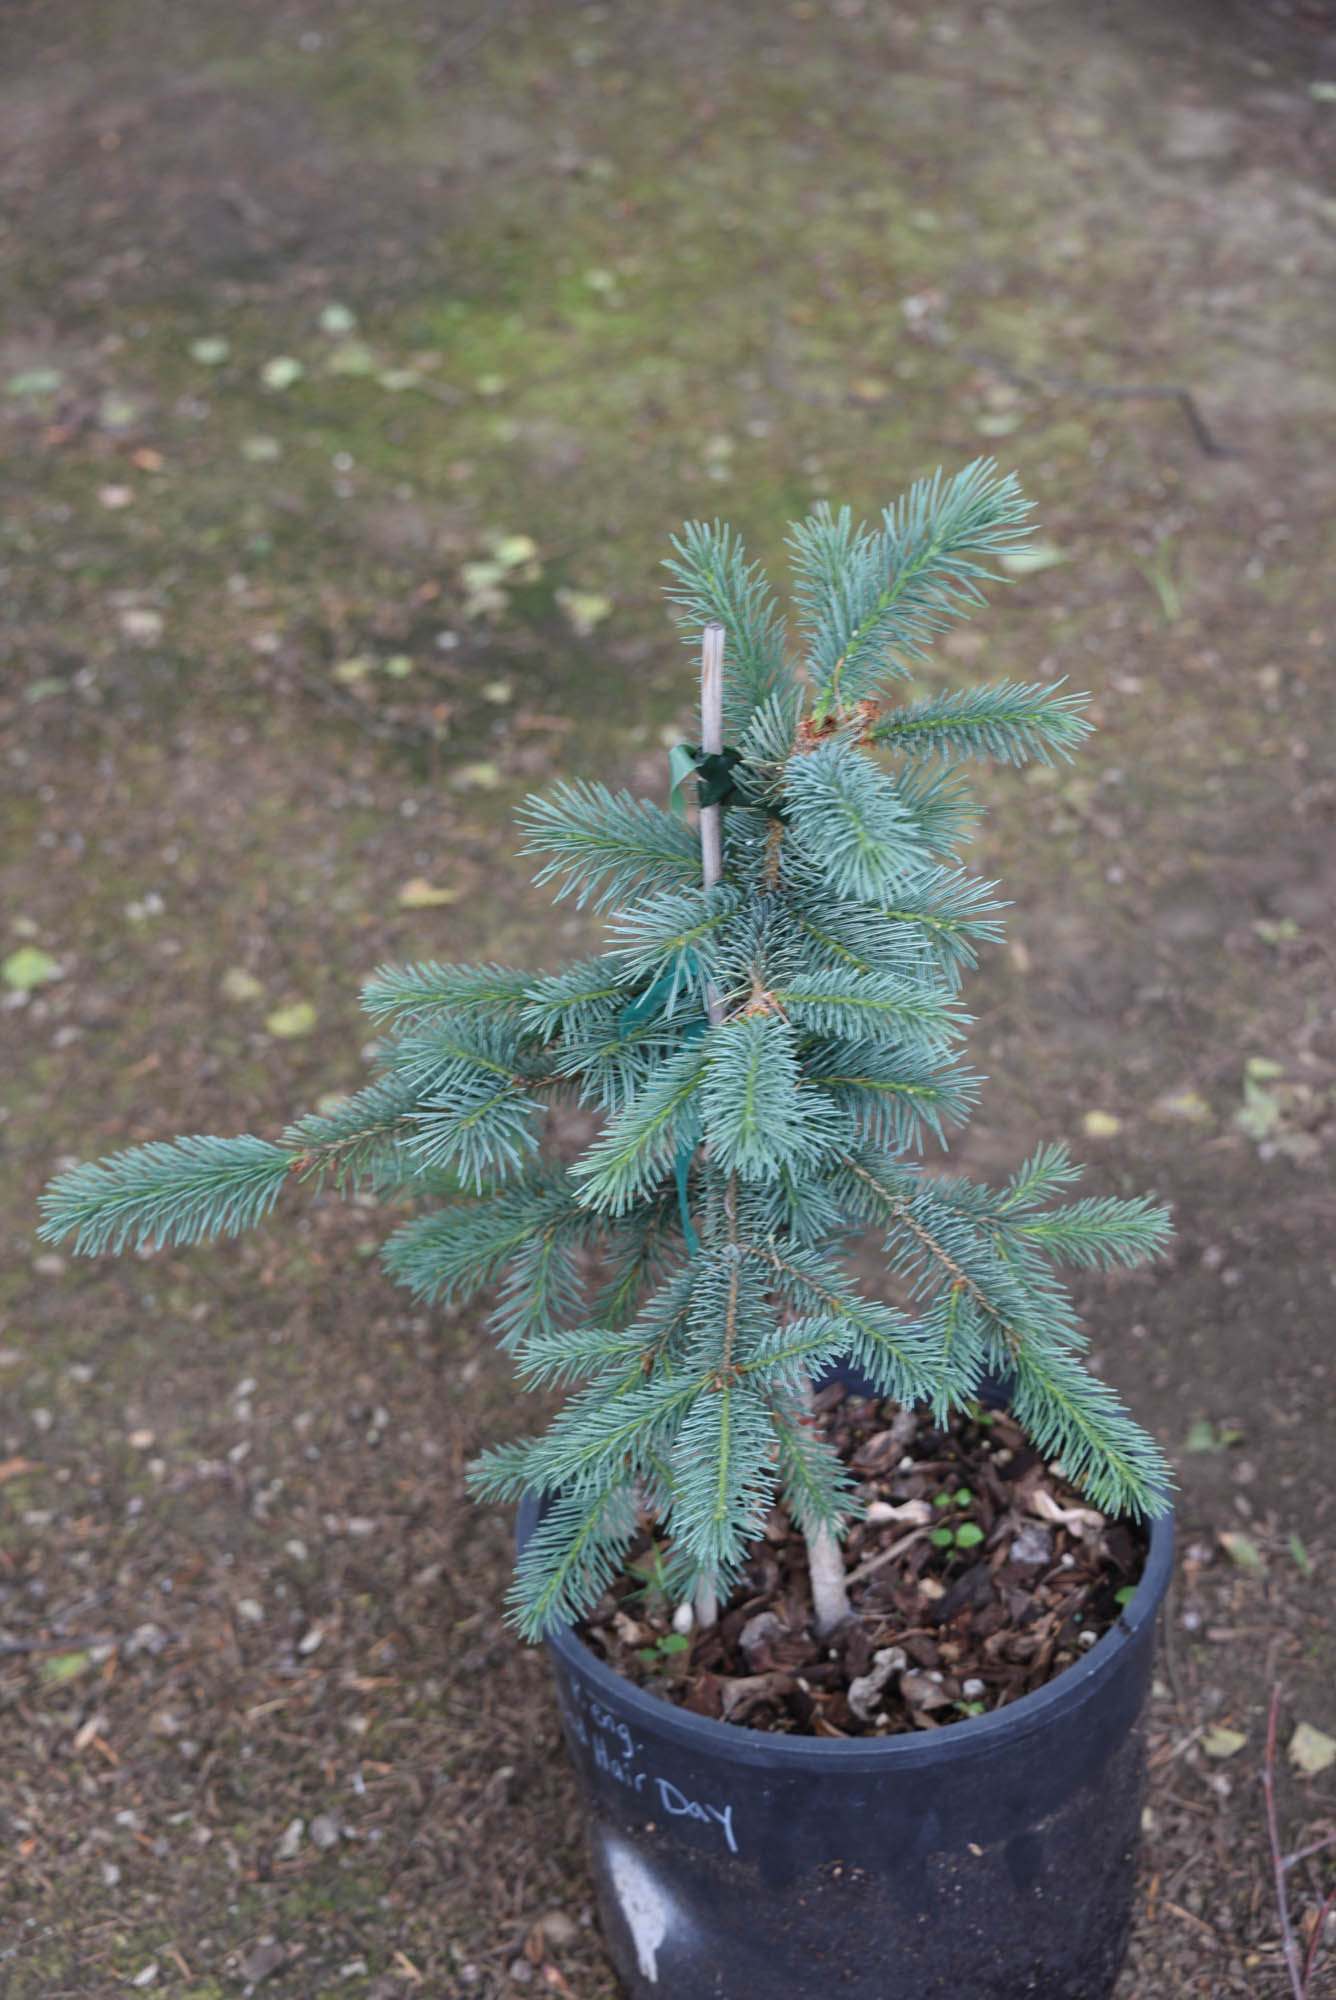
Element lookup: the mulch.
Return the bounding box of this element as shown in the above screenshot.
[581,1386,1148,1738]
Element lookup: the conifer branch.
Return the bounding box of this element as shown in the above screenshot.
[868,681,1091,766]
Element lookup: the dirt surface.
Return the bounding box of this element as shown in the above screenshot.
[2,1,1335,1995]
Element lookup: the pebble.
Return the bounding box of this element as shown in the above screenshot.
[1009,1523,1053,1565]
[309,1813,341,1851]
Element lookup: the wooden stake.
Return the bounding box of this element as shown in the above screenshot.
[692,623,727,1633]
[699,621,726,1027]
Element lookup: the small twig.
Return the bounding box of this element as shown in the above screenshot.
[844,1526,930,1588]
[1304,1888,1336,1993]
[957,346,1240,459]
[0,1631,116,1658]
[1287,1835,1336,1872]
[1265,1686,1309,2000]
[1161,1900,1220,1940]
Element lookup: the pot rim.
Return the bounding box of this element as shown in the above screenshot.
[523,1497,1174,1772]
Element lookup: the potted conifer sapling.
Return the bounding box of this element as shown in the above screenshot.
[41,462,1175,2000]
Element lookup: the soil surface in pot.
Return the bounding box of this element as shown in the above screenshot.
[578,1382,1149,1738]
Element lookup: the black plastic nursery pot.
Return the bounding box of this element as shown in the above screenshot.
[516,1494,1173,2000]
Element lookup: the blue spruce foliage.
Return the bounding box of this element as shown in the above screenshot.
[39,461,1172,1640]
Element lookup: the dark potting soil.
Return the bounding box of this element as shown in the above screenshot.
[578,1385,1149,1738]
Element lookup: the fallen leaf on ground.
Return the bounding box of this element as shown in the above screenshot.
[221,968,265,1003]
[325,341,377,376]
[451,762,501,791]
[7,367,64,395]
[265,1001,317,1038]
[1218,1530,1265,1571]
[40,1650,92,1684]
[1151,1088,1212,1124]
[999,542,1065,576]
[189,337,229,365]
[555,586,612,637]
[332,656,373,684]
[491,533,539,569]
[3,946,60,990]
[396,879,460,908]
[1082,1109,1122,1138]
[100,393,138,430]
[1183,1419,1243,1453]
[0,1457,42,1485]
[261,356,304,390]
[1289,1721,1336,1775]
[1201,1726,1247,1758]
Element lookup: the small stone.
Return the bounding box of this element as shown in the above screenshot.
[309,1812,341,1851]
[1009,1522,1053,1565]
[508,1960,534,1985]
[276,1817,305,1860]
[539,1910,579,1947]
[900,1669,952,1712]
[118,608,163,643]
[124,1622,169,1657]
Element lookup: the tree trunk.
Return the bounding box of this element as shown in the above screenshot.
[806,1520,853,1638]
[803,1374,853,1636]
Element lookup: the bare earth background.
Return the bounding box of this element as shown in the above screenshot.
[2,1,1335,1995]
